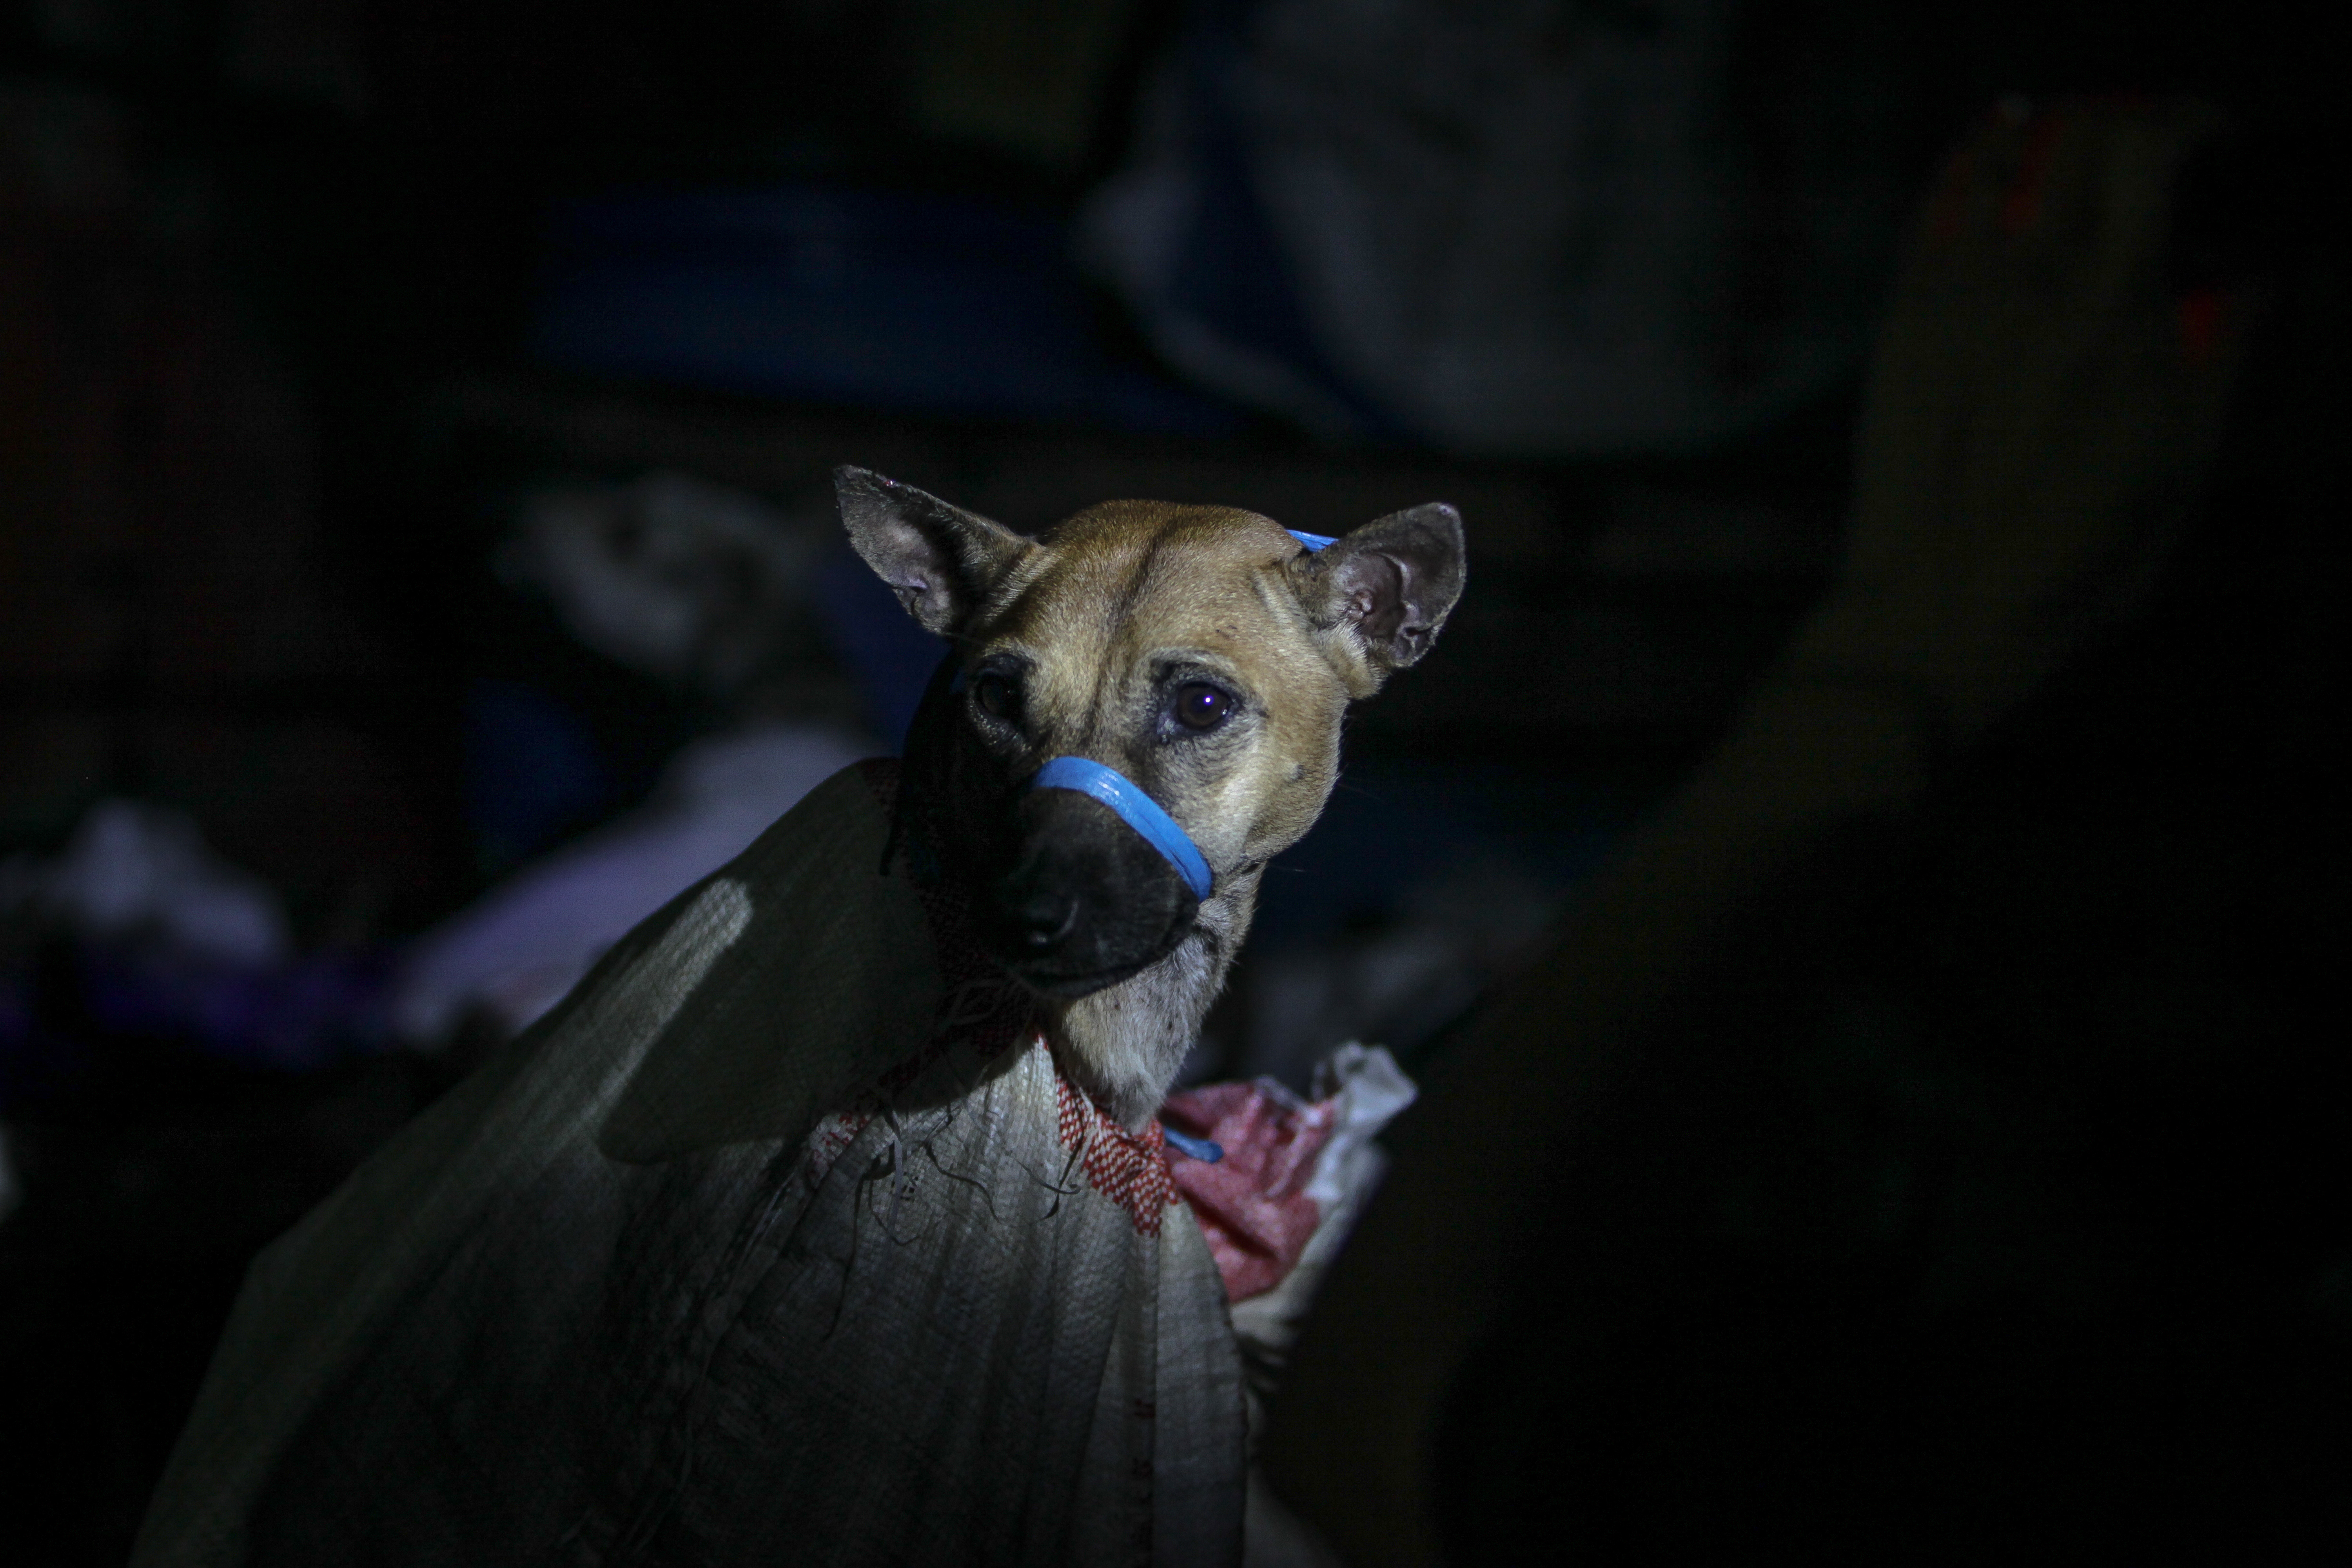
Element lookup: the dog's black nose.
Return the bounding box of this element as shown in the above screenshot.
[1001,884,1079,951]
[979,789,1200,998]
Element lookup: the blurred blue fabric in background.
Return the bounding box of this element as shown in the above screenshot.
[463,679,617,873]
[533,184,1245,434]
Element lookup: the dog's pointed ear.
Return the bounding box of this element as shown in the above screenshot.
[836,466,1031,637]
[1287,502,1465,676]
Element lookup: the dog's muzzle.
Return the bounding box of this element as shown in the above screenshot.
[1028,758,1212,900]
[976,760,1208,998]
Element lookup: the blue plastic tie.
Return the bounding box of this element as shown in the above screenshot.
[1287,529,1337,552]
[1029,756,1214,901]
[1163,1128,1224,1163]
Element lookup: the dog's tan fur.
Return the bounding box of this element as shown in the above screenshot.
[842,474,1465,1124]
[988,504,1355,1120]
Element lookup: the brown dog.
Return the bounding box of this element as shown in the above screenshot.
[840,466,1467,1123]
[133,471,1463,1568]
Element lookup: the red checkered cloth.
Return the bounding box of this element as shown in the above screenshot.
[1162,1080,1337,1301]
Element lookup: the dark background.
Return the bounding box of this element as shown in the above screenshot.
[1,1,2343,1562]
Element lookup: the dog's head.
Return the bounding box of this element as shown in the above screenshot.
[838,466,1465,1000]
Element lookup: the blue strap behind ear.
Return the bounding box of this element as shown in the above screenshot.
[1288,529,1337,551]
[1030,757,1214,902]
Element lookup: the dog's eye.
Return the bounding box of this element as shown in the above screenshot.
[1171,682,1234,732]
[974,672,1020,723]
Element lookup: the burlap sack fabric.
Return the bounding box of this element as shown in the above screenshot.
[132,760,1247,1568]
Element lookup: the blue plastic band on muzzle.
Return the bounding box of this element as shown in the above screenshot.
[1029,757,1214,902]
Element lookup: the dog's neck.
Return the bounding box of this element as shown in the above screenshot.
[1040,870,1261,1128]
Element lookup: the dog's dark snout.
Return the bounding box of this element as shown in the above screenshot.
[998,879,1080,952]
[981,788,1199,998]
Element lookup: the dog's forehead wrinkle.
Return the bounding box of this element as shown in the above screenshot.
[993,515,1295,682]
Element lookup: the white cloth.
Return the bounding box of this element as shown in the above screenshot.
[135,762,1247,1568]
